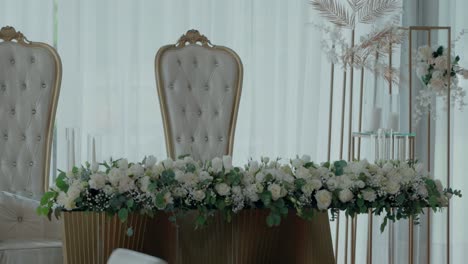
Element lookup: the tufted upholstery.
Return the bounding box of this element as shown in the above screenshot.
[0,29,61,198]
[0,26,62,264]
[155,30,243,161]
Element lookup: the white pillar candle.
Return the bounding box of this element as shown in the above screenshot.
[71,129,76,168]
[388,112,399,132]
[369,107,382,132]
[67,138,71,171]
[405,136,410,160]
[92,137,96,164]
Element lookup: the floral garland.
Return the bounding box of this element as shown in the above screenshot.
[415,45,468,123]
[38,155,460,232]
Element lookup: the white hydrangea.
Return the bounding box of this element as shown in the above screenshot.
[243,184,259,202]
[88,173,106,190]
[162,158,174,169]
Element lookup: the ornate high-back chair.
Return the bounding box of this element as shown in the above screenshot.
[155,30,243,161]
[0,26,62,263]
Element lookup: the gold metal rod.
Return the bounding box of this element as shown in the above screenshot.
[358,68,364,160]
[447,27,452,264]
[409,26,451,30]
[340,70,347,160]
[335,213,341,264]
[389,43,392,95]
[409,29,413,134]
[345,215,349,264]
[351,216,357,264]
[348,29,355,162]
[336,67,347,264]
[367,211,373,264]
[328,62,335,162]
[409,217,414,264]
[427,30,432,264]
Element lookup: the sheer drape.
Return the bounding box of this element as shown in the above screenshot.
[54,0,331,168]
[2,0,467,262]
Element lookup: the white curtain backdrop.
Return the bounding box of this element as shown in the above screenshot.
[55,0,332,168]
[1,0,467,262]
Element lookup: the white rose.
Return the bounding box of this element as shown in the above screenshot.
[118,176,135,193]
[175,159,186,169]
[183,156,195,164]
[429,78,445,92]
[385,180,400,195]
[128,164,144,176]
[268,183,282,200]
[434,56,448,70]
[255,172,266,183]
[211,157,223,172]
[301,183,315,196]
[57,192,76,210]
[139,176,151,193]
[382,162,394,173]
[354,180,365,189]
[108,168,123,187]
[291,158,304,169]
[417,185,428,198]
[117,159,129,169]
[301,155,311,163]
[151,163,164,177]
[199,171,213,181]
[103,185,114,195]
[338,175,353,189]
[296,167,311,179]
[326,178,338,191]
[248,160,259,173]
[164,192,174,205]
[145,155,157,168]
[88,173,106,190]
[261,157,270,163]
[172,187,188,197]
[256,182,264,193]
[361,189,377,202]
[232,186,242,195]
[222,155,233,170]
[462,69,468,79]
[315,190,332,210]
[162,158,174,169]
[192,190,206,201]
[418,45,433,60]
[339,189,354,203]
[215,183,231,196]
[414,163,425,174]
[368,164,381,174]
[310,179,323,190]
[268,161,278,169]
[416,63,428,77]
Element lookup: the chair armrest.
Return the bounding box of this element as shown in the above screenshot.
[0,191,62,240]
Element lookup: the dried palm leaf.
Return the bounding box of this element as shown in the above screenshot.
[310,0,355,28]
[347,0,366,12]
[358,0,400,24]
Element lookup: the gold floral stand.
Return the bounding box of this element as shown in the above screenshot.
[62,212,148,264]
[144,210,334,264]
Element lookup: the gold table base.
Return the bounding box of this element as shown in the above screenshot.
[144,210,334,264]
[62,212,148,264]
